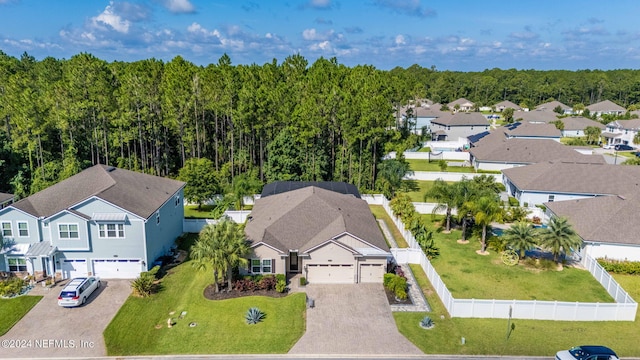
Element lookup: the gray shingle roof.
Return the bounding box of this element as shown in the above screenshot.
[11,165,185,219]
[431,112,489,126]
[512,110,560,123]
[244,186,389,254]
[503,161,640,196]
[546,194,640,246]
[0,192,13,204]
[559,116,605,131]
[586,100,626,112]
[447,98,474,108]
[504,122,561,138]
[494,100,522,110]
[607,119,640,130]
[536,100,570,111]
[470,136,604,164]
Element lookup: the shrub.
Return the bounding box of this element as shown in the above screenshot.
[0,277,26,297]
[508,197,520,207]
[384,273,408,300]
[597,259,640,275]
[394,265,406,279]
[299,277,307,286]
[257,275,276,290]
[420,316,434,328]
[275,274,286,283]
[245,307,266,325]
[275,280,287,293]
[394,287,408,300]
[234,278,257,292]
[131,273,155,298]
[383,273,395,288]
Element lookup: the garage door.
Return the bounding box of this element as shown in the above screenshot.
[60,259,88,279]
[92,259,142,279]
[306,264,354,284]
[359,263,385,283]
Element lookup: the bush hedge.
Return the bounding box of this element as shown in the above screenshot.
[597,258,640,275]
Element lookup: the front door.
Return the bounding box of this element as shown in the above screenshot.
[289,252,299,272]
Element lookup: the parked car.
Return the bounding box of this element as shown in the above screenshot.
[57,277,101,307]
[614,144,634,151]
[555,345,618,360]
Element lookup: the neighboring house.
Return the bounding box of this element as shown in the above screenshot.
[545,194,640,261]
[468,131,604,171]
[558,116,606,138]
[447,98,475,112]
[243,183,390,284]
[502,122,561,141]
[494,100,522,112]
[513,109,560,124]
[0,192,13,209]
[502,161,638,207]
[430,112,490,141]
[601,119,640,148]
[400,103,448,134]
[536,100,573,114]
[0,164,185,280]
[586,100,626,117]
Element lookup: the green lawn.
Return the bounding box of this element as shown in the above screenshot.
[369,205,408,248]
[406,159,473,173]
[184,204,218,219]
[395,265,640,357]
[104,261,306,355]
[0,295,42,335]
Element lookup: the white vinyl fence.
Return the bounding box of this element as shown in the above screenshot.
[366,195,638,321]
[406,171,501,182]
[387,151,471,161]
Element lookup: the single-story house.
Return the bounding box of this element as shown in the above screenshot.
[243,182,390,284]
[430,112,490,141]
[0,192,13,209]
[536,100,573,114]
[513,109,560,124]
[545,194,640,261]
[468,131,605,171]
[601,119,640,148]
[502,161,639,207]
[447,98,475,112]
[494,100,522,112]
[503,122,561,141]
[0,164,185,279]
[557,116,606,138]
[586,100,626,117]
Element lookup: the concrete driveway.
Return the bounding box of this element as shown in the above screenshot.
[288,283,422,355]
[0,279,130,359]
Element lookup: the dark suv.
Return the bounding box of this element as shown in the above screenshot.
[614,144,634,151]
[556,345,619,360]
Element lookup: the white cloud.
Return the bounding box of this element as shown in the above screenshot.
[92,2,131,34]
[302,28,335,41]
[163,0,195,14]
[395,34,406,45]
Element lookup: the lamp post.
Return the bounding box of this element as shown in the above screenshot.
[614,149,618,165]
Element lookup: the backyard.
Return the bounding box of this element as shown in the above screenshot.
[104,257,306,355]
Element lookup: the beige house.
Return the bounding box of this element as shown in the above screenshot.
[243,183,390,284]
[447,98,475,112]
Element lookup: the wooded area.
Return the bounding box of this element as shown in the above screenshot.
[2,50,640,197]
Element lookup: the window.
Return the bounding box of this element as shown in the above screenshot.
[8,258,27,272]
[250,258,272,274]
[59,224,79,239]
[548,195,555,202]
[1,222,12,237]
[175,195,180,207]
[17,222,28,237]
[156,212,160,225]
[98,223,125,238]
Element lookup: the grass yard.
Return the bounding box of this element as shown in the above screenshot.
[104,261,306,355]
[398,180,437,202]
[406,159,474,173]
[184,204,217,219]
[0,296,42,336]
[369,205,408,248]
[395,265,640,357]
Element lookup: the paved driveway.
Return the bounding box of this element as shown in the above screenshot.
[288,283,422,355]
[0,279,130,359]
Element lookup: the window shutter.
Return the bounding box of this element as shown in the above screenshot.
[272,259,276,274]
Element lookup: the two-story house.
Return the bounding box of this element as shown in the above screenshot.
[601,119,640,148]
[0,164,185,280]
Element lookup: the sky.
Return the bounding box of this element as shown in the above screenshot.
[1,0,640,71]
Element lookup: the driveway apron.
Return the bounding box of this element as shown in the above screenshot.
[0,279,130,359]
[288,283,423,355]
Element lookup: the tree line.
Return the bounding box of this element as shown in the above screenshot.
[3,50,640,197]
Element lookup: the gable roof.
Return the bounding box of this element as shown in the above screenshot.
[512,110,560,123]
[536,100,571,111]
[245,186,388,254]
[606,119,640,130]
[0,192,13,204]
[503,122,561,138]
[494,100,522,110]
[546,194,640,246]
[261,181,360,198]
[502,161,640,196]
[586,100,626,112]
[447,98,474,108]
[559,116,605,131]
[470,136,605,164]
[431,112,489,126]
[11,164,185,219]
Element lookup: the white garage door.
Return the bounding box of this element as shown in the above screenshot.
[306,264,354,284]
[60,259,88,279]
[359,263,385,283]
[93,259,142,279]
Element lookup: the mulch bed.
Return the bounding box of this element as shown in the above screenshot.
[384,287,413,306]
[203,283,289,300]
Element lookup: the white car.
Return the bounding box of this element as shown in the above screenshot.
[556,345,619,360]
[57,277,101,307]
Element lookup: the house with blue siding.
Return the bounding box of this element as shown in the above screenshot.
[0,164,185,279]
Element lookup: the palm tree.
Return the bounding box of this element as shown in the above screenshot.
[539,216,582,263]
[466,195,503,254]
[231,173,261,210]
[376,158,412,199]
[191,219,250,292]
[425,179,456,232]
[452,178,475,242]
[502,222,538,258]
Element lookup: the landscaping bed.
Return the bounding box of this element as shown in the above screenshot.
[204,284,289,300]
